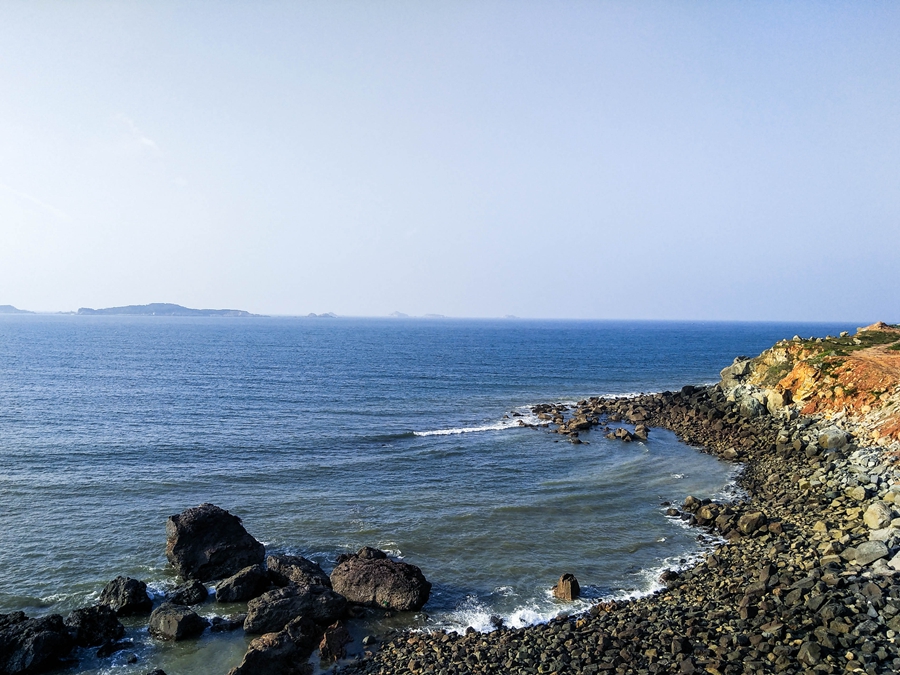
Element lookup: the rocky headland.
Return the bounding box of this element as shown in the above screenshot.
[3,322,900,675]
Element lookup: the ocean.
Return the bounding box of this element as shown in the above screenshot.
[0,316,855,674]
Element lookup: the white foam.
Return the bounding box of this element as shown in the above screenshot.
[414,407,544,437]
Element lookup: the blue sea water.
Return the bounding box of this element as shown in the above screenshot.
[0,316,856,674]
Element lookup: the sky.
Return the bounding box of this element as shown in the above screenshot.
[0,2,898,320]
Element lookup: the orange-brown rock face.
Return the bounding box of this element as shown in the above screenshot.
[744,324,900,443]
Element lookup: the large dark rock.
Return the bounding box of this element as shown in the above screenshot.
[165,503,265,582]
[215,564,270,603]
[148,603,209,641]
[244,585,347,634]
[63,605,125,647]
[0,612,74,674]
[330,547,431,611]
[98,577,153,616]
[266,555,331,588]
[169,579,208,606]
[227,616,318,675]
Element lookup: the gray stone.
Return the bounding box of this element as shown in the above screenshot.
[855,540,889,566]
[148,603,209,641]
[863,501,893,529]
[818,427,850,450]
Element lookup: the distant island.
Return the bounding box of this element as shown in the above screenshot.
[77,303,260,317]
[0,305,33,314]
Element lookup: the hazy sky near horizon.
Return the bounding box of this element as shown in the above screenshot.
[1,2,898,320]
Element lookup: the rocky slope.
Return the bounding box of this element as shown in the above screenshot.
[722,322,900,448]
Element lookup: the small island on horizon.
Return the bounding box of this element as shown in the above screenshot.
[77,303,261,317]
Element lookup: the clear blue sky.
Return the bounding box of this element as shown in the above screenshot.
[1,2,897,320]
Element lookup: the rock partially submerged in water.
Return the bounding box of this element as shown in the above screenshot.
[330,547,431,611]
[63,605,125,647]
[0,612,74,674]
[552,573,580,601]
[99,576,153,616]
[148,603,209,641]
[244,585,347,634]
[318,620,352,663]
[165,503,265,582]
[267,554,331,588]
[169,579,208,606]
[215,564,271,603]
[228,616,319,675]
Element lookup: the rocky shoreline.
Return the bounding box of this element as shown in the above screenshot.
[337,327,900,675]
[4,325,900,675]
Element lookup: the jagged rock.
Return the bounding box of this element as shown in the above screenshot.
[552,574,580,601]
[267,555,331,588]
[330,547,431,611]
[720,357,752,385]
[228,616,319,675]
[633,424,649,440]
[165,503,265,582]
[0,612,74,674]
[148,603,209,641]
[63,605,125,647]
[318,621,352,663]
[216,564,271,602]
[169,579,209,606]
[863,501,893,530]
[244,585,347,634]
[98,576,153,616]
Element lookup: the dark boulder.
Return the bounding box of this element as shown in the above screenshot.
[244,585,347,634]
[0,612,74,674]
[210,615,245,632]
[169,579,209,606]
[318,621,351,663]
[267,555,331,588]
[165,503,265,582]
[148,603,209,641]
[63,605,125,647]
[228,616,319,675]
[216,564,271,603]
[330,547,431,611]
[98,576,153,616]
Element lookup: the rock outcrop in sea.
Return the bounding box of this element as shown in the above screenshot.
[330,547,432,612]
[165,503,266,582]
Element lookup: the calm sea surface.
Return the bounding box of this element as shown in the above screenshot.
[0,317,854,674]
